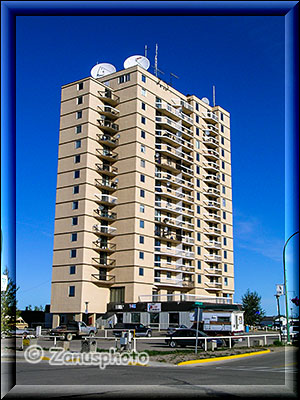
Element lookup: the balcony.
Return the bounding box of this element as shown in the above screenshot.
[154,277,184,287]
[95,193,117,205]
[204,254,222,262]
[98,119,119,134]
[156,130,193,150]
[180,112,193,126]
[203,187,220,197]
[98,90,120,106]
[203,149,219,160]
[172,98,193,114]
[180,164,194,178]
[97,134,119,148]
[203,136,219,147]
[204,240,221,249]
[95,178,118,191]
[203,174,220,185]
[203,213,221,223]
[155,215,184,228]
[203,124,219,134]
[203,161,219,172]
[93,224,117,235]
[155,262,194,272]
[91,273,115,285]
[156,144,193,163]
[154,245,182,257]
[154,230,182,243]
[155,156,181,175]
[203,226,221,236]
[155,186,194,203]
[156,101,181,120]
[92,258,116,267]
[93,240,116,252]
[94,208,117,221]
[204,267,222,276]
[202,112,219,124]
[97,105,119,119]
[203,200,220,210]
[205,282,222,290]
[96,148,118,161]
[96,163,118,176]
[182,235,195,244]
[155,116,182,133]
[139,293,232,303]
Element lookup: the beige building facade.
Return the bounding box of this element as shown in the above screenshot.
[50,65,234,327]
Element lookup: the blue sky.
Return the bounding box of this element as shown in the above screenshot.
[6,15,297,316]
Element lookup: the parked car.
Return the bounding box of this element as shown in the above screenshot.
[113,323,152,337]
[165,328,225,348]
[16,317,29,330]
[166,324,189,335]
[49,320,97,341]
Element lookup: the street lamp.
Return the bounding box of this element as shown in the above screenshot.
[283,231,299,344]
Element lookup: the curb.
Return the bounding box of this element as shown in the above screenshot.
[177,349,271,366]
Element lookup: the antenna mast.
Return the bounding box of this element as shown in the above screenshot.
[155,43,158,77]
[144,45,148,58]
[170,72,179,87]
[213,85,216,106]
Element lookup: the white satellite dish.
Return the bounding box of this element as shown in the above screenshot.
[90,63,116,78]
[201,97,210,105]
[124,55,150,70]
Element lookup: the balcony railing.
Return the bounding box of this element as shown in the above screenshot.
[205,282,222,288]
[203,200,220,209]
[202,112,219,123]
[203,149,219,159]
[204,254,222,262]
[180,112,193,125]
[98,90,120,105]
[156,101,182,119]
[203,226,221,235]
[93,241,116,251]
[96,149,118,160]
[91,274,115,284]
[203,161,219,172]
[156,130,193,150]
[155,201,193,217]
[97,134,119,147]
[203,136,219,146]
[95,193,118,204]
[156,144,193,163]
[155,186,194,203]
[204,240,221,249]
[154,277,184,287]
[97,105,119,117]
[203,213,221,222]
[154,246,182,257]
[203,124,219,134]
[92,258,116,267]
[181,236,195,244]
[155,215,184,227]
[203,187,220,197]
[96,163,118,175]
[204,267,222,276]
[138,294,232,303]
[98,119,119,132]
[94,209,117,220]
[95,179,118,190]
[171,98,193,113]
[92,225,117,235]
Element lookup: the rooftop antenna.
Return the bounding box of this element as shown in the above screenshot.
[170,72,179,87]
[154,43,158,77]
[213,85,216,106]
[144,45,148,58]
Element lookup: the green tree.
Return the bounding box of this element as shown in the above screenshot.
[242,289,265,325]
[1,267,20,332]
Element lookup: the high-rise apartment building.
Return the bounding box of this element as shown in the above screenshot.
[50,63,234,327]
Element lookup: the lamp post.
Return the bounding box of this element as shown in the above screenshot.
[283,231,299,344]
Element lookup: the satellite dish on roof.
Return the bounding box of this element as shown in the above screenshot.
[124,55,150,70]
[91,63,116,78]
[201,97,210,105]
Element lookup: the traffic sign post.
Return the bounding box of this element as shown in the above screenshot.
[194,302,203,354]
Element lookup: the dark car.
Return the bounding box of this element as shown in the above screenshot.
[166,324,189,335]
[165,328,225,348]
[113,323,152,337]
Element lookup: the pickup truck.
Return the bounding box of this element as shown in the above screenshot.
[49,320,97,341]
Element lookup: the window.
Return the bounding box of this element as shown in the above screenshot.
[197,232,201,241]
[223,211,226,219]
[167,272,171,279]
[197,260,201,269]
[198,275,201,284]
[141,116,146,124]
[72,201,78,210]
[196,179,200,188]
[76,111,82,119]
[196,127,199,136]
[220,112,224,121]
[222,186,226,194]
[110,287,125,303]
[76,125,82,134]
[196,140,200,149]
[224,277,228,286]
[70,249,77,258]
[77,82,83,90]
[140,204,145,213]
[70,265,76,274]
[139,267,144,276]
[140,144,145,153]
[141,102,146,110]
[72,217,78,225]
[197,246,201,255]
[75,140,81,149]
[223,224,227,233]
[140,189,145,198]
[73,186,79,194]
[141,130,146,139]
[141,87,146,96]
[222,173,225,181]
[139,251,144,260]
[77,96,83,105]
[224,250,227,259]
[221,136,225,145]
[196,166,200,174]
[221,161,225,169]
[221,149,225,157]
[197,192,200,201]
[196,153,200,162]
[71,233,77,242]
[131,313,141,323]
[197,219,201,228]
[74,155,81,163]
[140,220,144,229]
[140,174,145,183]
[195,103,199,111]
[69,286,75,297]
[141,74,146,83]
[222,198,226,207]
[224,264,228,272]
[139,235,144,244]
[119,73,130,83]
[223,237,227,246]
[195,115,199,123]
[74,170,80,179]
[140,159,145,168]
[221,125,224,133]
[197,205,200,214]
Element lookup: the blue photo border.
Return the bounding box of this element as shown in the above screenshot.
[1,1,299,397]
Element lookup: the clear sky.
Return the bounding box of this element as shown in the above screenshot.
[9,14,297,317]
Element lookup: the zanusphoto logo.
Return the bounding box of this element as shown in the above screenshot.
[24,345,149,369]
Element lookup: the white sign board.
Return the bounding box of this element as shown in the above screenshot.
[276,284,284,296]
[147,303,161,312]
[1,275,8,291]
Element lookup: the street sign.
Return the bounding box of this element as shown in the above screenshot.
[276,284,284,296]
[195,302,203,306]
